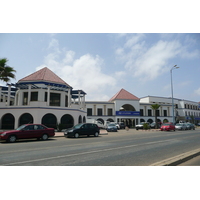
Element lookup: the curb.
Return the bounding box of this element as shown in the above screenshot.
[150,148,200,166]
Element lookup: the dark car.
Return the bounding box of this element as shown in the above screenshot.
[106,123,118,132]
[186,123,195,130]
[160,123,175,131]
[119,122,125,129]
[150,122,161,129]
[64,123,100,138]
[0,124,55,143]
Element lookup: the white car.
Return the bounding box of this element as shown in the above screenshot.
[135,122,150,130]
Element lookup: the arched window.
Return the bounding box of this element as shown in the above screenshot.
[61,114,74,129]
[1,113,15,129]
[42,113,57,129]
[120,104,136,111]
[19,113,33,126]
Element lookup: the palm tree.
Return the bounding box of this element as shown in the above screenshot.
[0,58,16,83]
[151,104,160,128]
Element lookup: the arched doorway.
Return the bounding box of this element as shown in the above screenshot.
[97,118,104,124]
[107,118,114,122]
[78,115,82,123]
[42,113,57,129]
[147,119,153,124]
[140,118,145,122]
[163,119,169,123]
[1,113,15,129]
[83,116,86,123]
[61,114,74,129]
[19,113,33,126]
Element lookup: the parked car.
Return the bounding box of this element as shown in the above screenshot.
[160,123,175,131]
[0,124,55,143]
[64,123,100,138]
[106,123,118,132]
[135,122,150,130]
[119,122,125,129]
[175,123,187,130]
[185,123,195,130]
[150,122,161,129]
[110,122,120,129]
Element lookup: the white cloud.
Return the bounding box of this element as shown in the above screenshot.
[194,88,200,96]
[116,35,184,82]
[115,71,126,78]
[37,39,116,100]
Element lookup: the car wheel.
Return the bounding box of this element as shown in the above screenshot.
[94,132,99,137]
[74,133,79,138]
[7,135,17,143]
[41,134,49,140]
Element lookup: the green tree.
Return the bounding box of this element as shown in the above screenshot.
[151,104,160,128]
[0,58,16,83]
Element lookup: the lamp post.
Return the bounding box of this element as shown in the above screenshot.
[170,65,179,124]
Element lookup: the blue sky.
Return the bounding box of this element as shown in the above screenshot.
[0,1,200,102]
[0,33,200,102]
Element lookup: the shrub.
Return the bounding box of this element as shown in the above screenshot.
[143,123,150,130]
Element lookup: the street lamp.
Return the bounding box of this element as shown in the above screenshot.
[170,65,179,124]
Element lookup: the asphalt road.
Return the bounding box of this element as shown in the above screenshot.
[1,128,200,166]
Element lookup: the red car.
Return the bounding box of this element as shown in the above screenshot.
[0,124,55,143]
[160,123,175,131]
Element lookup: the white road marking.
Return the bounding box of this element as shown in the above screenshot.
[2,138,178,165]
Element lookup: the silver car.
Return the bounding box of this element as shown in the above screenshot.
[175,123,187,130]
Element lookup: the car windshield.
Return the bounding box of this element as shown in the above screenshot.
[73,124,83,129]
[109,124,115,126]
[16,125,26,130]
[163,123,170,126]
[176,123,181,126]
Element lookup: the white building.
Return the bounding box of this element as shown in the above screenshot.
[86,90,200,127]
[0,67,87,129]
[1,67,200,129]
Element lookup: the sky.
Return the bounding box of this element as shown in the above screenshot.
[0,0,200,103]
[1,33,200,102]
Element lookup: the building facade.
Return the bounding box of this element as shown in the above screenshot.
[86,90,200,127]
[1,68,200,130]
[0,67,87,129]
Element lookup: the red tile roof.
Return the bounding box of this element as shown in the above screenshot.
[109,88,140,101]
[18,67,71,87]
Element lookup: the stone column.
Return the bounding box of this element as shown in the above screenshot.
[78,90,81,108]
[47,85,50,106]
[27,84,31,105]
[104,105,106,116]
[68,89,71,107]
[7,84,11,106]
